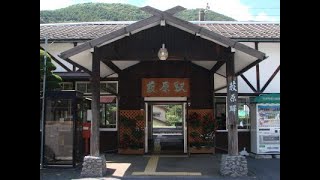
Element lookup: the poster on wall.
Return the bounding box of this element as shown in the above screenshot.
[257,104,280,128]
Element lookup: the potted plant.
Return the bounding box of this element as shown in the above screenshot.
[189,113,216,154]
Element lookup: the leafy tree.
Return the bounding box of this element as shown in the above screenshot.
[165,105,183,126]
[40,49,62,90]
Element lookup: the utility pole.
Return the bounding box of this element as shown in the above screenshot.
[40,38,48,169]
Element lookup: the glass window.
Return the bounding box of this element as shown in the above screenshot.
[76,83,87,93]
[237,103,250,129]
[62,82,73,90]
[100,97,117,129]
[76,81,118,94]
[215,96,251,130]
[100,82,107,93]
[106,82,118,94]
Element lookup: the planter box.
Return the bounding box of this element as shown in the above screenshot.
[190,147,215,154]
[118,148,144,155]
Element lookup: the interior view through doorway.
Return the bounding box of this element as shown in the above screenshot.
[147,103,186,154]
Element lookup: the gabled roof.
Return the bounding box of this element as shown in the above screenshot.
[56,6,267,60]
[40,6,278,91]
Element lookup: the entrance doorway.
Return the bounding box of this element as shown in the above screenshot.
[144,99,187,154]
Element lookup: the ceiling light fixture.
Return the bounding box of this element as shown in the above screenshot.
[158,43,168,60]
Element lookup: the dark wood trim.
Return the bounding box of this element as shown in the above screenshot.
[255,42,260,92]
[240,74,257,92]
[63,57,92,75]
[99,58,228,61]
[215,72,226,78]
[141,6,185,15]
[256,64,260,92]
[40,46,72,72]
[226,53,238,156]
[102,60,122,74]
[51,57,72,72]
[211,73,215,111]
[214,85,227,92]
[73,42,78,72]
[261,65,280,92]
[190,62,211,72]
[235,59,262,76]
[210,61,225,74]
[164,6,186,15]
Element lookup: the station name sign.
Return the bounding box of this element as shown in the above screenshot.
[142,78,190,97]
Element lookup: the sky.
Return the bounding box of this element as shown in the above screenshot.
[40,0,280,22]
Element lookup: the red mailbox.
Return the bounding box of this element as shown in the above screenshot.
[82,122,91,155]
[82,122,91,138]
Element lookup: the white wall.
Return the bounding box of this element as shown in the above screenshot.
[237,42,280,93]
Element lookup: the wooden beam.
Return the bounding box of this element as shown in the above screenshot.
[140,6,163,16]
[234,42,265,60]
[226,53,238,156]
[255,42,260,92]
[211,73,215,110]
[63,57,92,75]
[40,46,72,72]
[50,55,72,72]
[103,60,122,74]
[261,65,280,92]
[164,6,186,15]
[256,64,260,92]
[214,85,227,92]
[235,59,262,76]
[101,57,228,61]
[140,6,186,16]
[73,42,78,71]
[210,61,225,74]
[90,47,100,156]
[240,74,257,92]
[215,72,226,78]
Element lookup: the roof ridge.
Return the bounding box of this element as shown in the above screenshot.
[40,21,280,26]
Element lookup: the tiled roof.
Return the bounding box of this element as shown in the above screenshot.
[40,21,280,41]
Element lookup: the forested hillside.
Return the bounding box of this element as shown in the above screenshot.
[40,3,235,23]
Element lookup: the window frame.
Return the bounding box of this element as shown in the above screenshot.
[99,95,118,131]
[215,96,251,132]
[61,82,74,90]
[75,81,118,95]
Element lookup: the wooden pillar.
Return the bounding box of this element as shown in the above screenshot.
[211,73,215,110]
[90,47,100,156]
[226,52,238,156]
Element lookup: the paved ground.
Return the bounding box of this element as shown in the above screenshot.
[40,154,279,180]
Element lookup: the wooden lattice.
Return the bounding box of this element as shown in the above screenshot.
[119,110,145,148]
[187,109,214,144]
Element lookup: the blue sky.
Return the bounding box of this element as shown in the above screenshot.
[40,0,280,22]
